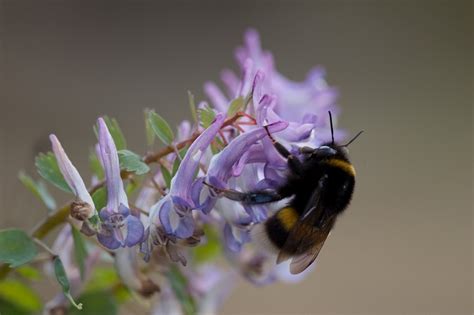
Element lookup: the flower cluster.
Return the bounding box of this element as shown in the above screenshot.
[0,29,343,314]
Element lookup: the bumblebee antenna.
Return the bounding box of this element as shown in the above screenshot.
[342,130,364,147]
[328,111,335,145]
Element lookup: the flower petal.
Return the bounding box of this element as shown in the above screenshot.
[124,215,145,247]
[207,121,288,188]
[97,117,128,213]
[49,135,95,213]
[97,226,121,250]
[169,113,226,208]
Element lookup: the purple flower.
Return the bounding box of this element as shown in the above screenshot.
[96,117,144,249]
[147,113,226,243]
[50,134,96,220]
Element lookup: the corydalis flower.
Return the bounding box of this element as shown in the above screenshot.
[50,134,96,221]
[96,117,144,249]
[143,113,226,263]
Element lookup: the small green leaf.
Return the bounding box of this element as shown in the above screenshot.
[193,225,222,264]
[54,256,83,310]
[0,229,37,268]
[167,266,196,315]
[0,280,42,312]
[188,90,198,124]
[71,226,88,281]
[160,165,172,188]
[148,111,175,145]
[89,149,104,179]
[118,150,150,175]
[85,267,120,292]
[18,171,57,210]
[15,265,41,281]
[198,104,216,128]
[93,116,127,150]
[227,96,245,117]
[69,291,118,315]
[35,152,72,193]
[144,109,155,146]
[92,187,107,212]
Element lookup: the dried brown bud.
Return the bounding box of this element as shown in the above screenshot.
[70,200,93,221]
[138,278,160,298]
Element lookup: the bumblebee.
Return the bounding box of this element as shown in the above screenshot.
[208,112,362,274]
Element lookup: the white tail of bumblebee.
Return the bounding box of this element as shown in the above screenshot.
[250,223,279,255]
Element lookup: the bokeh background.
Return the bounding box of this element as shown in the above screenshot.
[0,0,472,314]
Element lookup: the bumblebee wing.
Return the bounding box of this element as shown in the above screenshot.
[276,175,331,272]
[289,223,332,274]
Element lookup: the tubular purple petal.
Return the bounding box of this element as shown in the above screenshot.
[49,135,95,214]
[97,117,128,213]
[169,112,226,207]
[204,82,229,112]
[207,121,288,188]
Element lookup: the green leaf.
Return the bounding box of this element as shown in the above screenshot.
[198,104,216,128]
[89,149,104,179]
[94,116,127,150]
[0,280,41,313]
[35,152,72,193]
[0,229,37,268]
[227,96,245,117]
[148,111,174,145]
[53,256,83,310]
[160,165,172,188]
[92,187,107,212]
[18,171,57,210]
[15,265,41,281]
[85,267,120,292]
[144,109,155,146]
[71,226,88,281]
[167,266,196,315]
[69,291,118,315]
[118,149,150,175]
[0,297,32,315]
[193,225,222,264]
[188,90,198,124]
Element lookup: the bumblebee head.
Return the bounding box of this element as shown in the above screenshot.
[301,111,363,160]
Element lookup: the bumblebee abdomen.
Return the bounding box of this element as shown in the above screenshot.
[264,207,296,249]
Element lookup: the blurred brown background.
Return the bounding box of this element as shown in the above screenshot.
[0,0,472,314]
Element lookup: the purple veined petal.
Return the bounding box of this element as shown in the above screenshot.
[97,226,121,250]
[207,121,288,187]
[243,204,267,223]
[263,163,286,186]
[151,196,194,239]
[169,113,226,208]
[49,135,95,213]
[159,204,194,239]
[191,177,217,214]
[124,214,145,247]
[220,69,240,98]
[223,223,250,252]
[204,82,229,112]
[97,117,128,213]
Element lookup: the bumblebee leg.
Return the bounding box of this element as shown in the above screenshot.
[204,182,283,204]
[264,125,303,174]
